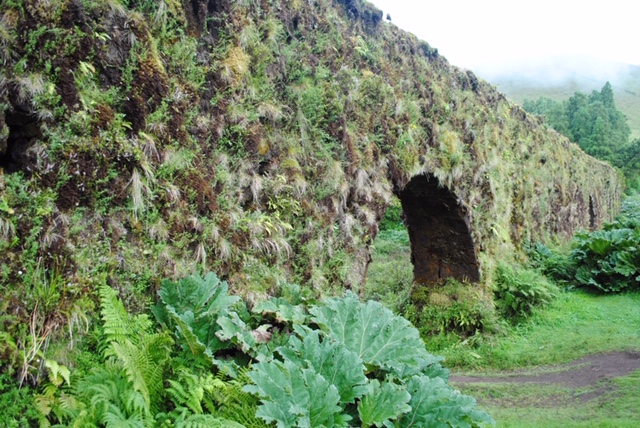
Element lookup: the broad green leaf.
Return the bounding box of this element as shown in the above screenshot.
[398,375,494,428]
[253,297,308,324]
[358,379,411,427]
[216,312,257,353]
[158,273,240,318]
[587,236,613,256]
[244,359,344,427]
[612,251,638,277]
[154,273,241,361]
[176,414,246,428]
[310,293,430,375]
[278,326,368,404]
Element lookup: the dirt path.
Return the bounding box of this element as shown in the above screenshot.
[450,351,640,388]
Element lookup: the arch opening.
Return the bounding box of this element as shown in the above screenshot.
[588,195,596,230]
[398,173,479,284]
[0,109,42,173]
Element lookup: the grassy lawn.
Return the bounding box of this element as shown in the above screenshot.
[440,291,640,370]
[447,291,640,427]
[458,371,640,428]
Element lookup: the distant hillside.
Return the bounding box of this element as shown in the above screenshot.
[491,64,640,139]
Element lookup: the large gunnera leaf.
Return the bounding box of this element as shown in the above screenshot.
[277,326,368,404]
[309,293,433,375]
[398,375,494,428]
[243,359,347,427]
[358,379,411,427]
[153,273,240,358]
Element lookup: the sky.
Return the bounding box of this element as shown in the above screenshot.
[370,0,639,81]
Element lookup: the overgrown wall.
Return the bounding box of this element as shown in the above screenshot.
[0,0,621,312]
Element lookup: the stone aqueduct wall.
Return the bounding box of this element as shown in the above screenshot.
[0,0,622,299]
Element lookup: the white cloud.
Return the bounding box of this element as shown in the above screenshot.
[371,0,640,78]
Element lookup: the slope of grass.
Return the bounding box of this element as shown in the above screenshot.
[366,225,640,370]
[366,228,640,426]
[437,290,640,370]
[363,228,413,313]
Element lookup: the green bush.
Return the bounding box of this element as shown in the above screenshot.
[493,264,558,322]
[0,373,40,427]
[35,273,493,427]
[571,228,640,292]
[569,196,640,293]
[379,200,404,231]
[407,278,499,338]
[526,241,576,283]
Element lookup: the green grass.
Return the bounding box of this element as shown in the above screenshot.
[363,228,413,312]
[367,227,640,426]
[458,371,640,427]
[438,291,640,370]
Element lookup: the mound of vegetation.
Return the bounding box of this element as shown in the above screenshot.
[531,197,640,293]
[27,272,493,427]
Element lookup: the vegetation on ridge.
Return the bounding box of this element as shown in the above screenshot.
[27,273,493,427]
[0,0,628,425]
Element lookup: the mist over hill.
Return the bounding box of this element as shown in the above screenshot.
[484,60,640,138]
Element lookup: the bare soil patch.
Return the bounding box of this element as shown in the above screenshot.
[450,351,640,388]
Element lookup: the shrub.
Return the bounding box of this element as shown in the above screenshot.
[36,273,494,427]
[493,264,558,322]
[526,241,576,283]
[571,228,640,292]
[0,373,40,427]
[407,278,499,338]
[569,196,640,293]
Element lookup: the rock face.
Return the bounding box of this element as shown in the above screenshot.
[0,0,622,306]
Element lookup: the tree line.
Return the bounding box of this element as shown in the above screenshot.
[523,82,640,190]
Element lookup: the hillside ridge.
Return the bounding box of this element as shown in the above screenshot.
[0,0,621,312]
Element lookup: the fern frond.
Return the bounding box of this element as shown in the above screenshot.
[99,286,138,348]
[103,403,147,428]
[111,332,173,413]
[167,370,208,414]
[99,285,155,356]
[205,369,267,427]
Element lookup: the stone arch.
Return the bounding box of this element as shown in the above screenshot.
[397,173,480,284]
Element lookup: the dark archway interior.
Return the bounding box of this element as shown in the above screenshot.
[398,174,480,284]
[0,109,41,173]
[589,195,596,230]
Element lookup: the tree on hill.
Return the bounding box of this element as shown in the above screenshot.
[523,82,637,189]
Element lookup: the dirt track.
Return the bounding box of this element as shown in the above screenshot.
[450,351,640,388]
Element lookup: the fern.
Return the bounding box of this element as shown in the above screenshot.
[110,332,173,413]
[99,285,153,353]
[73,363,152,426]
[167,370,209,415]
